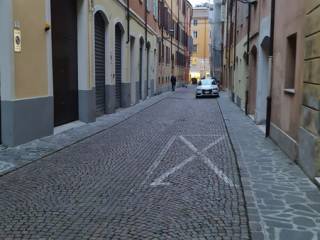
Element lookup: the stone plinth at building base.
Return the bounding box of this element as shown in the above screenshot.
[1,97,54,147]
[270,123,298,161]
[298,127,320,181]
[79,89,96,123]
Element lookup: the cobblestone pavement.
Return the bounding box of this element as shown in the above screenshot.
[0,92,172,176]
[0,88,250,239]
[218,93,320,240]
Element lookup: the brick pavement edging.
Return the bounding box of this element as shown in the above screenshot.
[0,92,173,177]
[218,93,320,240]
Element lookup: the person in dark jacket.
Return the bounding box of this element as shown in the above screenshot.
[171,75,177,91]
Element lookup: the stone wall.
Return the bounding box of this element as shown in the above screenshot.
[298,0,320,179]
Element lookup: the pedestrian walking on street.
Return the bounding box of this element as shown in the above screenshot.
[171,74,177,91]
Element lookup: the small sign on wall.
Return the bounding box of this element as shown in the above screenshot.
[13,28,22,52]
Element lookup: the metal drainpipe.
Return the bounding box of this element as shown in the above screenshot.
[171,0,173,73]
[228,1,233,92]
[265,0,275,138]
[177,0,180,83]
[234,0,237,69]
[126,0,130,44]
[145,0,148,45]
[225,0,230,89]
[245,2,251,115]
[144,0,148,96]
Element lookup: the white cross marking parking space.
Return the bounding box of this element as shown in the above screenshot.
[150,135,236,187]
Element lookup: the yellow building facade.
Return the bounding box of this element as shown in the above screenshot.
[190,7,211,80]
[0,0,192,147]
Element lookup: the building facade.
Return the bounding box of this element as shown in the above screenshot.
[299,0,320,182]
[0,0,192,147]
[211,0,223,83]
[221,0,320,183]
[270,0,304,161]
[157,0,192,91]
[233,1,249,110]
[190,7,211,80]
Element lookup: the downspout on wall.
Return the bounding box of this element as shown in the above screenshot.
[227,0,231,90]
[245,2,251,115]
[233,0,237,68]
[126,0,130,44]
[265,0,275,137]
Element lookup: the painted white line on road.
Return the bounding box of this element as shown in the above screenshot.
[182,134,223,137]
[179,136,235,187]
[200,153,235,187]
[140,136,176,186]
[150,155,196,186]
[202,136,226,152]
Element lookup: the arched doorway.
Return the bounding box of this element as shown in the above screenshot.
[248,46,257,115]
[256,36,271,124]
[115,23,124,109]
[139,37,144,100]
[94,11,107,116]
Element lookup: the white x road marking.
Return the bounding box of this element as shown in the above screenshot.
[150,135,235,187]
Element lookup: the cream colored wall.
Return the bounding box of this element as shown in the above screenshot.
[95,0,158,100]
[191,17,210,78]
[10,0,159,101]
[94,0,157,82]
[234,37,248,110]
[95,0,127,85]
[13,0,48,99]
[192,18,210,59]
[271,0,304,140]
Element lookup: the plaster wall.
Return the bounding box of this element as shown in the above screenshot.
[234,37,248,111]
[271,0,304,141]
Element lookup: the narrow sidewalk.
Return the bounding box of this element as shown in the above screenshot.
[0,92,172,176]
[218,93,320,240]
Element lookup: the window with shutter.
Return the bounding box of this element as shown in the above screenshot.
[153,0,158,19]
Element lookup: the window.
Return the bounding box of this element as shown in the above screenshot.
[193,44,197,53]
[193,19,198,26]
[158,42,162,62]
[166,46,171,64]
[161,43,164,62]
[176,51,186,66]
[182,0,186,15]
[153,0,158,19]
[285,33,297,92]
[147,0,152,13]
[193,31,198,38]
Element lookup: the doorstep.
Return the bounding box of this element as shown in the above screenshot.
[54,121,86,135]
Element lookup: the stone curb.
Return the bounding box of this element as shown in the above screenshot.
[217,96,268,240]
[0,91,173,177]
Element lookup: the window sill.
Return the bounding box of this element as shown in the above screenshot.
[284,88,295,95]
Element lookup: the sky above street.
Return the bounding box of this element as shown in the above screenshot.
[189,0,210,6]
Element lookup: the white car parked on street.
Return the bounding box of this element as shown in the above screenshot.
[195,79,220,98]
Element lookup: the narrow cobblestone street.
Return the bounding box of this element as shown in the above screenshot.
[0,88,250,239]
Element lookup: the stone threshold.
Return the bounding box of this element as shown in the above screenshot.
[316,177,320,187]
[0,91,173,177]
